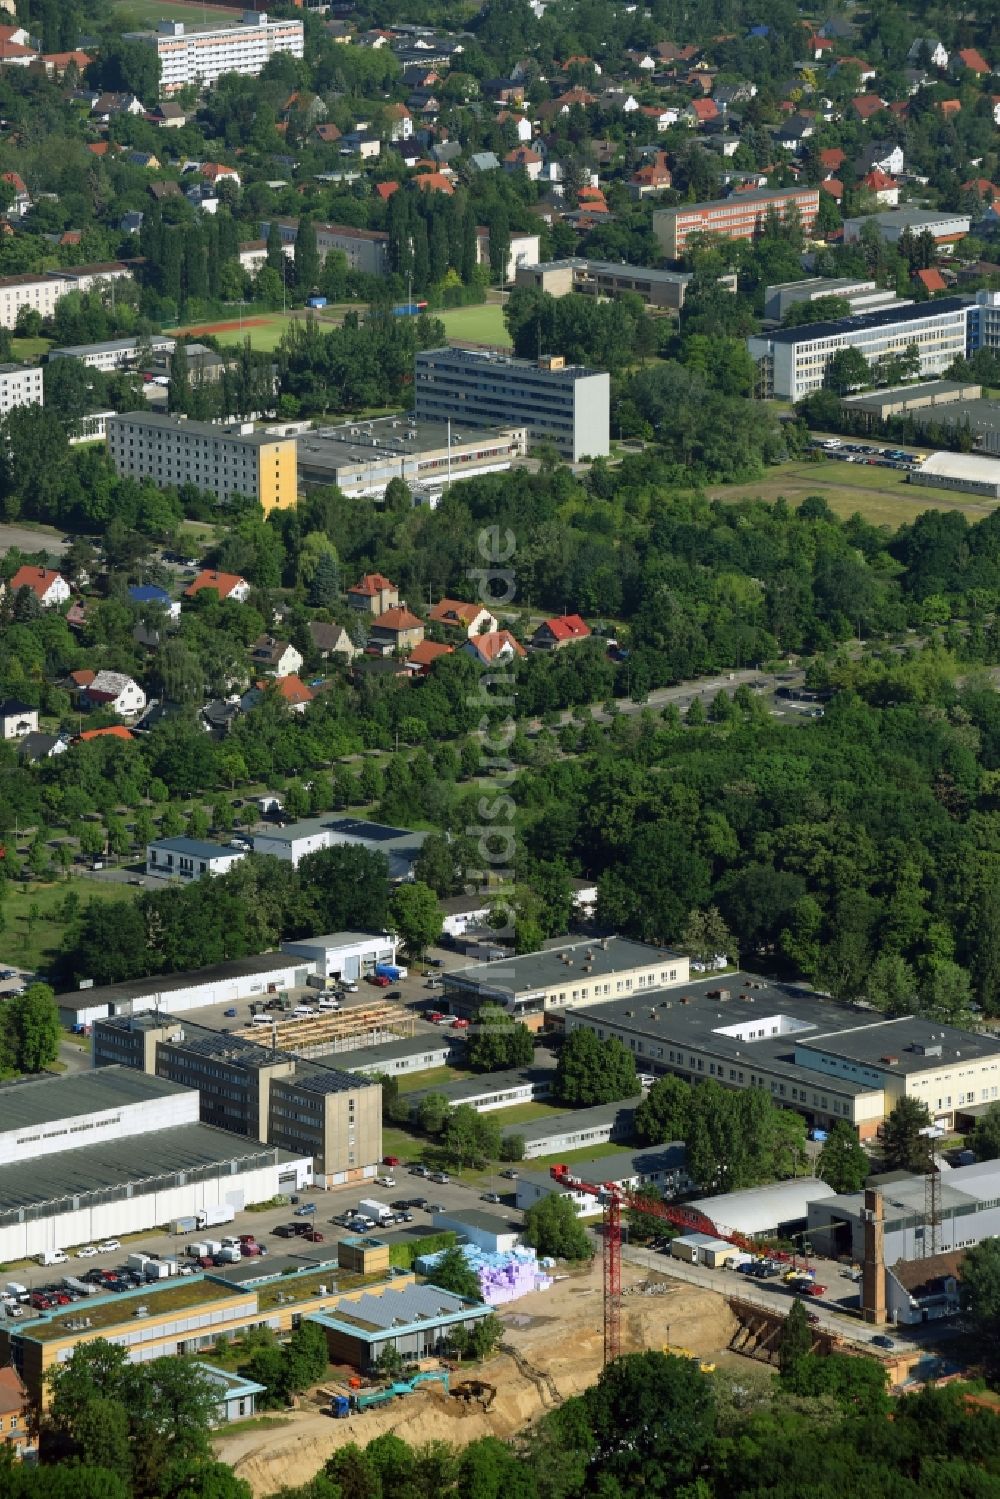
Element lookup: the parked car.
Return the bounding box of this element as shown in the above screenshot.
[429,1171,450,1184]
[383,1155,401,1166]
[481,1192,501,1204]
[371,975,391,988]
[375,1175,396,1188]
[408,1163,430,1177]
[303,1229,324,1242]
[451,1018,470,1029]
[871,1334,895,1350]
[387,990,402,1000]
[427,1011,445,1023]
[294,1203,317,1216]
[500,1169,519,1180]
[223,1007,237,1017]
[407,1196,428,1209]
[96,1238,121,1253]
[76,1245,98,1258]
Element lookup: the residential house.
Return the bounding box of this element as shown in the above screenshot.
[0,1364,31,1459]
[244,674,314,713]
[369,606,425,653]
[685,97,720,127]
[857,140,905,176]
[348,572,398,615]
[464,630,527,666]
[120,211,144,235]
[504,146,542,180]
[837,55,878,82]
[938,98,962,118]
[201,698,242,739]
[914,267,947,294]
[386,103,413,140]
[406,639,454,675]
[200,162,241,188]
[126,150,159,170]
[629,154,673,199]
[148,180,182,202]
[863,170,899,205]
[498,113,533,143]
[8,565,70,608]
[17,731,69,763]
[91,92,145,121]
[819,146,846,174]
[184,570,251,603]
[128,583,180,620]
[532,614,592,649]
[249,635,304,678]
[850,95,886,121]
[147,102,187,128]
[956,48,990,75]
[886,1251,964,1325]
[415,171,455,195]
[0,171,29,217]
[639,105,679,130]
[469,151,501,173]
[776,112,815,151]
[73,726,134,745]
[146,836,246,882]
[341,132,381,159]
[0,698,37,739]
[907,38,948,69]
[429,598,498,637]
[73,669,147,718]
[314,123,342,145]
[309,621,358,661]
[33,49,92,80]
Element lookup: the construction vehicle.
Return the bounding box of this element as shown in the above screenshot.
[664,1343,716,1375]
[449,1379,497,1411]
[328,1370,449,1417]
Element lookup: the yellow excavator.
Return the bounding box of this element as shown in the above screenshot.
[664,1342,716,1374]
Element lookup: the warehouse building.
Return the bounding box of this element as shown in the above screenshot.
[294,416,528,499]
[253,816,429,880]
[307,1282,490,1370]
[763,276,906,323]
[500,1096,642,1159]
[515,1144,690,1217]
[414,347,610,462]
[564,974,1000,1138]
[92,1014,382,1186]
[513,257,737,309]
[57,953,316,1029]
[908,450,1000,498]
[280,931,398,982]
[686,1178,836,1239]
[808,1159,1000,1263]
[0,1068,198,1167]
[106,413,297,514]
[0,1115,312,1264]
[653,186,820,259]
[442,936,690,1031]
[748,298,972,401]
[841,378,982,422]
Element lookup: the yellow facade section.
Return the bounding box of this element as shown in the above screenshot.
[260,438,298,513]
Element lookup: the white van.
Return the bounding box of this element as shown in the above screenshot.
[292,1006,313,1018]
[37,1249,69,1266]
[251,1014,274,1027]
[318,998,340,1012]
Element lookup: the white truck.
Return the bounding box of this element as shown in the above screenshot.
[196,1204,236,1229]
[37,1249,69,1267]
[358,1198,393,1225]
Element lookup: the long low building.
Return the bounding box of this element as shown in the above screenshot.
[843,208,971,248]
[0,263,135,329]
[442,936,690,1030]
[653,186,820,259]
[334,1032,462,1078]
[48,334,176,371]
[686,1178,836,1239]
[841,378,982,422]
[563,973,1000,1139]
[57,953,317,1028]
[909,449,1000,498]
[515,1144,690,1217]
[501,1095,641,1159]
[748,297,972,401]
[763,276,906,323]
[293,416,528,499]
[0,1068,198,1167]
[514,257,737,309]
[252,815,429,880]
[406,1064,556,1116]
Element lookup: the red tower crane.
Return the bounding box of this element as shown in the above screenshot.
[547,1165,766,1366]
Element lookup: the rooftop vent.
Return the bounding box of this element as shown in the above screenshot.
[880,1055,899,1064]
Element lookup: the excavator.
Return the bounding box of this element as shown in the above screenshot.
[449,1378,497,1411]
[664,1342,716,1374]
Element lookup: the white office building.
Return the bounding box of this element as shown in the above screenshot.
[414,347,610,461]
[49,335,176,372]
[126,12,304,95]
[0,264,134,330]
[748,298,972,401]
[0,362,42,414]
[280,931,399,982]
[0,1068,199,1168]
[146,836,247,882]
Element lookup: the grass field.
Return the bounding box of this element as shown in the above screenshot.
[111,0,238,24]
[0,878,139,974]
[438,303,510,347]
[12,336,51,362]
[710,457,999,527]
[169,311,302,353]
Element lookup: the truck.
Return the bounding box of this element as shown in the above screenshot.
[328,1370,448,1417]
[37,1249,69,1267]
[127,1253,151,1273]
[374,964,407,982]
[196,1204,236,1229]
[186,1241,210,1259]
[170,1216,198,1236]
[214,1246,241,1264]
[62,1276,100,1298]
[144,1259,175,1280]
[358,1198,393,1225]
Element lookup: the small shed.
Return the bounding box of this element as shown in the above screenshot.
[338,1235,391,1275]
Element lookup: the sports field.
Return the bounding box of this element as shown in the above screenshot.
[169,311,301,352]
[111,0,238,24]
[438,303,511,347]
[710,456,996,526]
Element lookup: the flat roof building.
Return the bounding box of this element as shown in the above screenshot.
[513,257,737,309]
[500,1095,642,1159]
[125,13,304,95]
[0,1067,198,1167]
[280,931,398,982]
[909,449,1000,498]
[414,347,610,461]
[564,973,1000,1139]
[406,1064,556,1116]
[252,816,429,881]
[515,1144,690,1216]
[260,218,390,278]
[809,1160,1000,1263]
[293,416,528,499]
[307,1282,491,1371]
[653,187,820,259]
[748,298,972,401]
[57,952,317,1029]
[146,835,247,882]
[843,208,971,248]
[92,1014,382,1187]
[49,334,176,372]
[0,362,42,416]
[842,378,982,421]
[333,1033,462,1078]
[763,276,906,323]
[106,412,297,514]
[442,936,690,1030]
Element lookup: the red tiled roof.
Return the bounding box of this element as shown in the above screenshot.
[414,171,454,194]
[429,598,484,626]
[70,669,96,687]
[184,569,246,600]
[259,674,313,705]
[9,565,64,598]
[375,606,423,631]
[688,98,720,121]
[350,572,396,595]
[76,726,133,743]
[851,95,885,118]
[864,169,896,190]
[468,629,526,663]
[407,640,454,667]
[915,268,946,292]
[375,181,400,200]
[819,147,845,170]
[539,613,590,641]
[958,48,990,73]
[820,178,844,200]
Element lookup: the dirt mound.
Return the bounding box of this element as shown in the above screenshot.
[215,1259,739,1497]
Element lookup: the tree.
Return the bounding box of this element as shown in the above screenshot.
[294,218,320,293]
[881,1095,933,1173]
[426,1245,481,1300]
[308,551,339,608]
[465,1007,534,1072]
[971,1103,1000,1162]
[824,346,870,394]
[523,1193,593,1260]
[389,880,442,957]
[443,1103,501,1167]
[817,1120,869,1193]
[283,1320,328,1394]
[585,1352,715,1495]
[961,1238,1000,1361]
[417,1092,450,1136]
[555,1029,637,1108]
[779,1300,813,1377]
[635,1075,692,1147]
[680,906,734,967]
[5,983,61,1073]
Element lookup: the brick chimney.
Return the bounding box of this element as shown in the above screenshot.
[861,1186,886,1325]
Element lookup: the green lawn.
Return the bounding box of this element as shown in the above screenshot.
[0,878,140,974]
[438,304,511,348]
[12,336,51,362]
[168,311,301,353]
[710,456,997,526]
[397,1064,473,1094]
[111,0,238,24]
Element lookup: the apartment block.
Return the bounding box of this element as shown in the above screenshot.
[259,219,391,277]
[0,362,42,414]
[653,186,820,259]
[106,412,297,513]
[91,1015,382,1186]
[414,347,610,461]
[747,297,972,401]
[0,263,135,330]
[125,12,304,95]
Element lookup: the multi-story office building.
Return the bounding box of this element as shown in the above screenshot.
[0,362,41,414]
[653,186,820,259]
[92,1014,382,1187]
[747,297,972,401]
[125,12,304,95]
[106,412,297,513]
[0,264,135,330]
[967,288,1000,352]
[763,277,906,323]
[259,219,391,277]
[49,334,176,372]
[414,348,610,461]
[515,257,738,309]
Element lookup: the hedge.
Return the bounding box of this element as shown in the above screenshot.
[389,1230,458,1270]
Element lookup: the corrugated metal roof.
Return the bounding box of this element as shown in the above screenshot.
[689,1178,838,1237]
[0,1066,190,1132]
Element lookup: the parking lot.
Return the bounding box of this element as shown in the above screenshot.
[812,438,923,470]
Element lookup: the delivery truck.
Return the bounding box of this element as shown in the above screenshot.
[358,1198,393,1224]
[127,1253,151,1273]
[37,1249,69,1266]
[63,1276,100,1297]
[170,1216,198,1236]
[196,1204,236,1229]
[374,964,407,982]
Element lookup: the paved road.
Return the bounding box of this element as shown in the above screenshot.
[0,524,68,557]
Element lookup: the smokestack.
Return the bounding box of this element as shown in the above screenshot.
[861,1186,886,1325]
